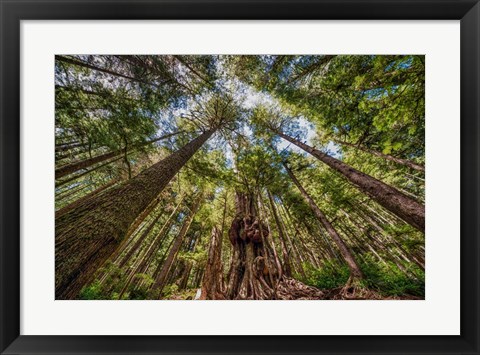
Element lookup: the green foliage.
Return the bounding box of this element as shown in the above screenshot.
[178,250,207,265]
[360,259,424,297]
[302,256,425,297]
[79,280,105,300]
[162,284,179,298]
[303,261,350,289]
[128,288,150,300]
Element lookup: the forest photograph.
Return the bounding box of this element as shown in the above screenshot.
[55,54,425,301]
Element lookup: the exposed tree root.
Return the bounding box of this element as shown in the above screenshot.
[334,276,372,300]
[324,285,379,300]
[274,276,325,300]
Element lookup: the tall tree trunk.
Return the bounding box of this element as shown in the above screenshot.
[200,226,225,299]
[334,139,425,172]
[55,131,184,179]
[152,194,203,296]
[284,164,364,284]
[200,191,229,298]
[275,130,425,232]
[55,128,216,299]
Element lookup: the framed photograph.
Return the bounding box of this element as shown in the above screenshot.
[1,0,479,354]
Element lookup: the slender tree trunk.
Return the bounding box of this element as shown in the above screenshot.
[56,150,119,179]
[276,200,306,278]
[56,182,90,202]
[55,128,216,299]
[334,139,425,173]
[55,131,184,179]
[152,194,203,296]
[56,139,79,147]
[96,193,168,285]
[55,156,124,188]
[351,203,425,270]
[178,231,202,291]
[117,209,163,269]
[275,130,425,232]
[284,164,364,283]
[122,198,184,294]
[55,141,86,152]
[277,201,318,270]
[194,268,204,288]
[200,192,228,298]
[134,198,184,276]
[267,191,292,277]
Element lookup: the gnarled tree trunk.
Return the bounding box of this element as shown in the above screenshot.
[225,191,324,300]
[227,191,278,300]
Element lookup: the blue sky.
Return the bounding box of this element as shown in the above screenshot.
[166,57,342,165]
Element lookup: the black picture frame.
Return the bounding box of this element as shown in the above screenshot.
[1,1,479,354]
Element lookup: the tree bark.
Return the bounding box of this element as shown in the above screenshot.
[200,226,225,299]
[55,128,216,299]
[276,130,425,232]
[226,191,288,300]
[284,164,364,282]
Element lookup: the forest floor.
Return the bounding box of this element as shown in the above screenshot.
[168,277,422,300]
[321,286,422,300]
